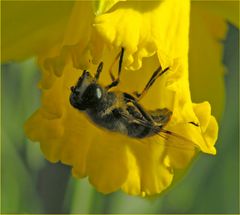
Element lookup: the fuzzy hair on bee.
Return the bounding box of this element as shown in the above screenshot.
[70,48,200,151]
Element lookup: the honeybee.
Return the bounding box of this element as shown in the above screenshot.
[70,48,199,150]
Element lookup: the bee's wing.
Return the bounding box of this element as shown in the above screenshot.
[156,128,200,151]
[119,111,199,152]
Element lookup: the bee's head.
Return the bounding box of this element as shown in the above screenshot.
[70,70,103,110]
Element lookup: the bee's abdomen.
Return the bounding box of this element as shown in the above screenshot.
[125,107,172,138]
[125,105,155,138]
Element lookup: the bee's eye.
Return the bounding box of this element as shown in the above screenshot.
[82,84,103,107]
[95,87,102,99]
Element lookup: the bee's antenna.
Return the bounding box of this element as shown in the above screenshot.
[95,62,104,80]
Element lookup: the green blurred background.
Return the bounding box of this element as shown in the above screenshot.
[1,19,239,215]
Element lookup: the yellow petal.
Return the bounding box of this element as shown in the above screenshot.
[86,134,128,194]
[189,3,228,120]
[195,0,239,28]
[1,1,74,62]
[94,0,190,70]
[193,102,218,153]
[122,139,174,196]
[166,101,217,156]
[24,109,63,163]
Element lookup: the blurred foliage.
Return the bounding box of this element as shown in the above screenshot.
[1,25,239,213]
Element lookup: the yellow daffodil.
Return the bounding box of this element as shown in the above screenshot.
[23,0,217,196]
[3,0,237,196]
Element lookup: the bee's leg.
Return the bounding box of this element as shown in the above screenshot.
[95,61,104,80]
[109,47,124,81]
[134,66,170,101]
[106,48,124,90]
[123,92,155,124]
